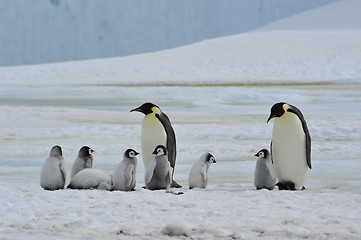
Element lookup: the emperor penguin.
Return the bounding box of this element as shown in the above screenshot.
[267,102,311,190]
[254,149,276,190]
[112,149,139,191]
[145,145,173,190]
[188,153,216,189]
[70,146,94,179]
[40,145,66,191]
[67,168,112,190]
[130,102,181,188]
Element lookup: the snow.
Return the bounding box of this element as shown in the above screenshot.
[1,0,361,239]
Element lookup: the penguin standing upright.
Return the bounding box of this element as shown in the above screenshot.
[188,153,216,189]
[145,145,173,190]
[131,102,181,188]
[112,149,139,191]
[267,102,311,190]
[254,149,276,190]
[40,145,66,191]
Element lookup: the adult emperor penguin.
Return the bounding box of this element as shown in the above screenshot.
[188,153,216,189]
[70,146,94,179]
[112,149,139,191]
[145,145,173,190]
[40,145,66,191]
[267,102,311,190]
[254,149,276,190]
[131,102,181,188]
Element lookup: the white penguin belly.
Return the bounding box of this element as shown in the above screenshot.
[272,113,308,190]
[141,114,167,169]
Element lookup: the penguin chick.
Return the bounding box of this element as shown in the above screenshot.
[188,153,216,189]
[267,102,311,190]
[254,149,276,190]
[40,145,66,191]
[112,149,139,191]
[67,168,112,190]
[145,145,172,190]
[70,146,94,179]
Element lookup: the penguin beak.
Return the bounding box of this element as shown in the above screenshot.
[130,107,142,113]
[267,115,275,123]
[134,151,139,156]
[255,153,258,157]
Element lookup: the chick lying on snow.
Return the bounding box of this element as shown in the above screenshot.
[161,223,191,237]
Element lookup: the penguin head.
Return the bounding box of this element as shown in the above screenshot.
[255,149,270,158]
[152,145,167,156]
[206,153,216,163]
[267,102,289,123]
[125,149,139,159]
[130,102,161,115]
[50,145,62,157]
[78,146,94,158]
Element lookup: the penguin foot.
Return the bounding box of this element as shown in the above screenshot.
[276,181,296,191]
[171,180,182,188]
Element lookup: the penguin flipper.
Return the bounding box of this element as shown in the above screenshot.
[200,165,207,182]
[125,164,134,188]
[59,162,67,187]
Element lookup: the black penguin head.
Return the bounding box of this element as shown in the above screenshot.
[152,145,167,156]
[50,145,62,157]
[125,149,139,158]
[255,149,269,158]
[78,146,94,158]
[267,102,288,123]
[130,102,161,115]
[206,153,216,163]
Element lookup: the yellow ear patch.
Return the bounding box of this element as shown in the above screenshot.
[282,104,289,111]
[151,107,161,115]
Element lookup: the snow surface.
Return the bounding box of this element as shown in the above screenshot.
[1,0,361,239]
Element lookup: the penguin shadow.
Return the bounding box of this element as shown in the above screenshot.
[140,185,184,195]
